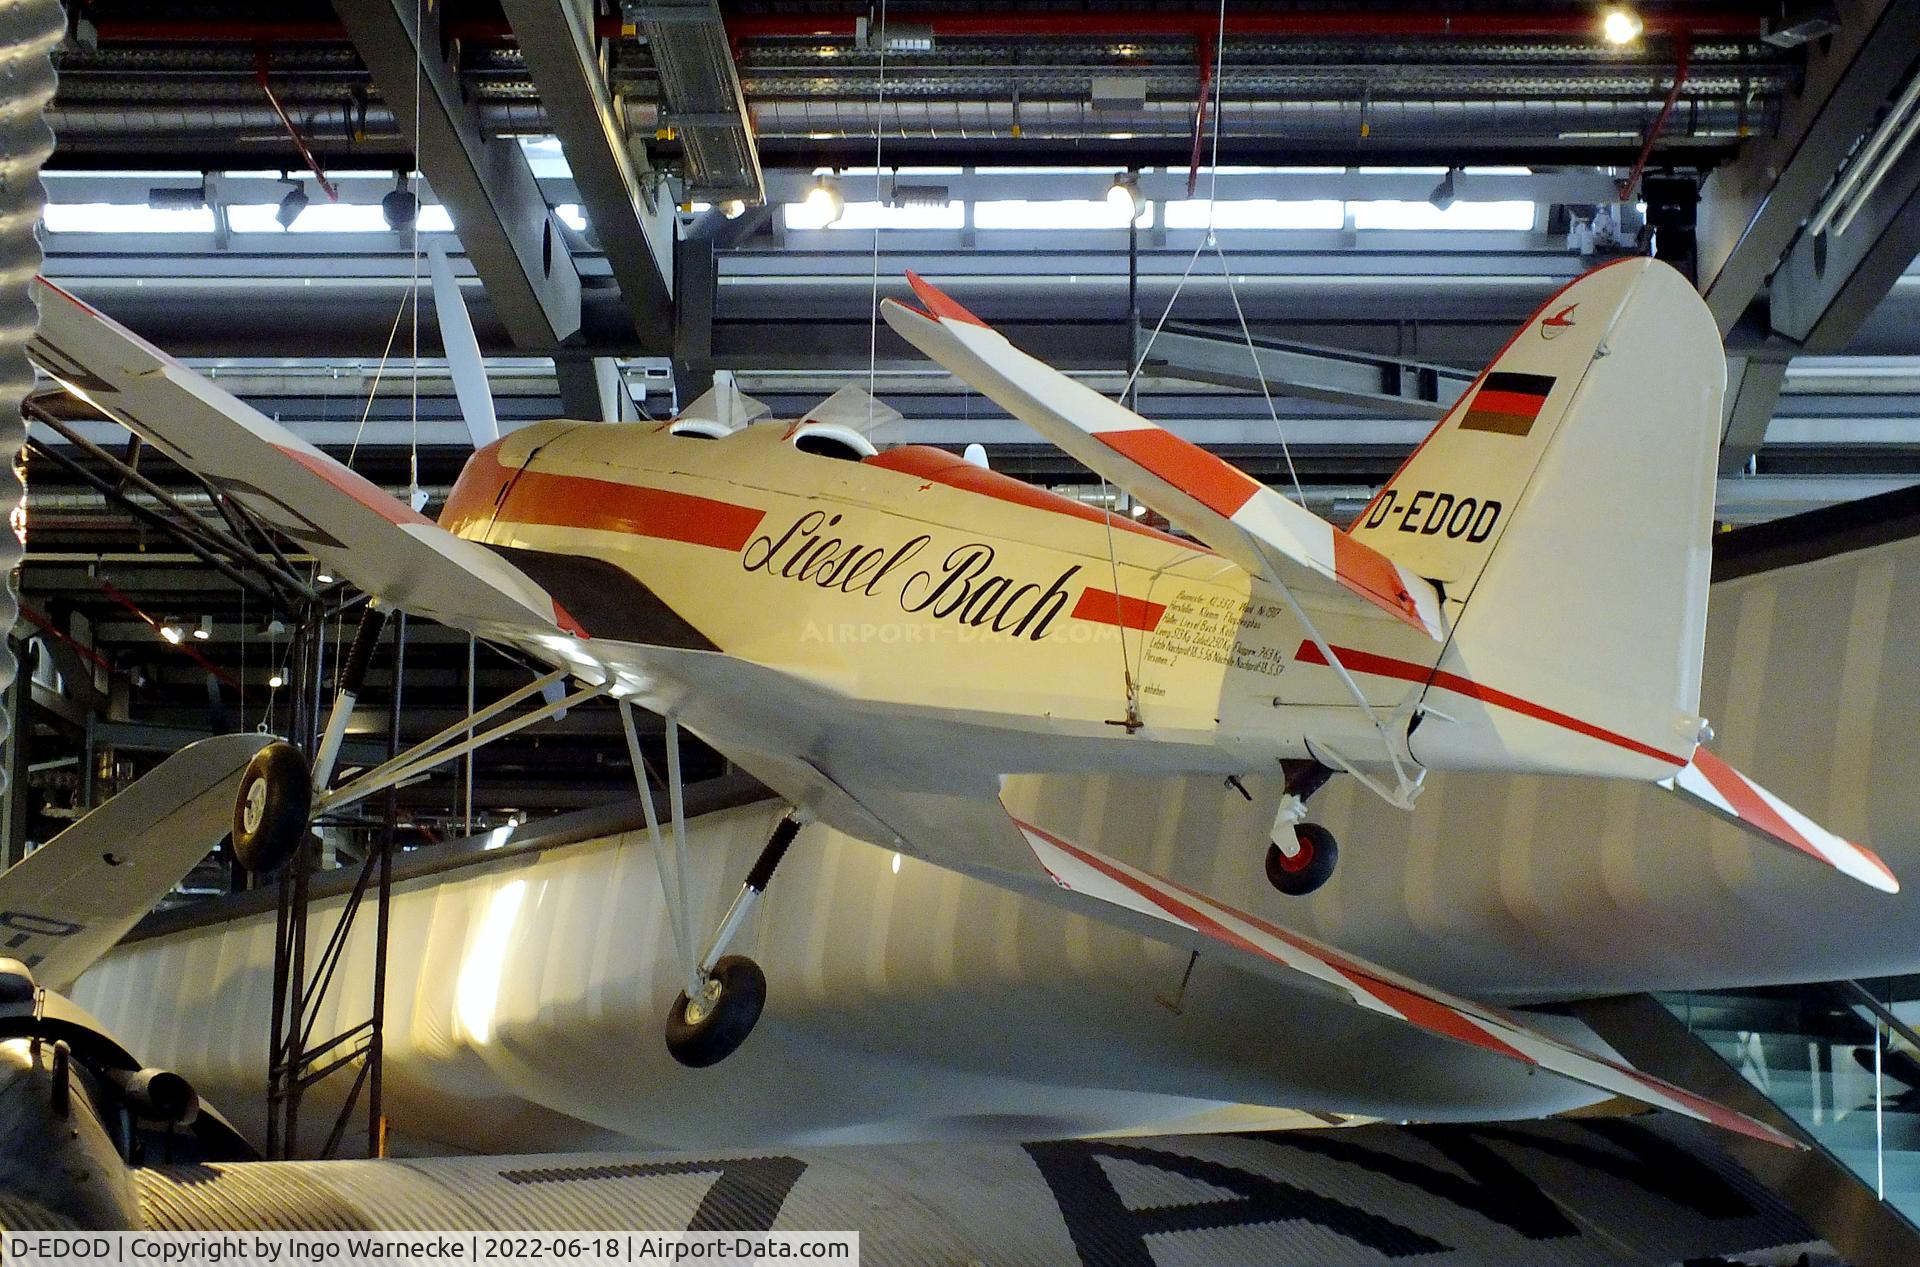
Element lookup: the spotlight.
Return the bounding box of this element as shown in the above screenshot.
[316,570,335,584]
[268,672,285,690]
[1107,172,1146,225]
[275,182,309,230]
[805,176,844,227]
[1428,167,1459,211]
[719,198,747,219]
[192,615,211,641]
[1600,6,1644,45]
[159,621,184,645]
[382,175,418,231]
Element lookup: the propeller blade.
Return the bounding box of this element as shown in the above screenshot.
[427,241,500,449]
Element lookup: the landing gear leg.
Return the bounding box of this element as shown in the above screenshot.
[664,810,803,1068]
[618,702,799,1068]
[1266,759,1339,896]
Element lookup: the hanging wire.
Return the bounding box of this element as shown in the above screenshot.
[1118,0,1307,506]
[864,0,892,433]
[407,0,426,511]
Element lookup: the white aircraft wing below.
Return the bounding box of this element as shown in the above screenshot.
[881,273,1445,640]
[28,279,577,641]
[0,732,270,990]
[1006,806,1794,1148]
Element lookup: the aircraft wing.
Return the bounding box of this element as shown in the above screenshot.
[681,671,1799,1148]
[0,733,271,990]
[881,274,1444,640]
[27,279,578,639]
[1662,747,1899,893]
[994,800,1798,1149]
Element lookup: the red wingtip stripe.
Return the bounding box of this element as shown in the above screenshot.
[905,271,989,328]
[1689,748,1823,864]
[1094,428,1262,518]
[1330,532,1426,631]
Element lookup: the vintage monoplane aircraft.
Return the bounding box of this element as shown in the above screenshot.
[25,255,1893,1148]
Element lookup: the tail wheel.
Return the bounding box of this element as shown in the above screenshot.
[1266,823,1338,896]
[232,742,312,875]
[665,955,767,1068]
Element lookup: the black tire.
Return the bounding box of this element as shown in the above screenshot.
[1266,823,1338,896]
[665,955,766,1068]
[232,742,312,875]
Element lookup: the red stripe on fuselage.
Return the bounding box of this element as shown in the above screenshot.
[1070,587,1166,632]
[1293,640,1687,766]
[500,469,766,550]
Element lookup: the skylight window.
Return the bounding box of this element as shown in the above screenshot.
[1350,200,1536,231]
[782,200,963,231]
[228,201,389,233]
[973,199,1156,230]
[42,203,215,233]
[1164,199,1343,230]
[517,136,572,180]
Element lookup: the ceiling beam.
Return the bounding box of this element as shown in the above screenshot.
[1696,0,1920,334]
[1718,355,1792,476]
[1139,322,1474,420]
[333,0,583,350]
[500,0,674,348]
[1769,140,1920,353]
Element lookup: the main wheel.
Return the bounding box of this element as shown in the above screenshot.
[232,742,312,875]
[1266,823,1338,896]
[665,955,767,1068]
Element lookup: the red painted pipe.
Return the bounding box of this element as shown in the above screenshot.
[254,48,339,201]
[1187,30,1214,197]
[98,580,246,695]
[1618,37,1692,199]
[18,601,118,678]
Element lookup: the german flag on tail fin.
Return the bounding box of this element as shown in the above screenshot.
[1459,372,1556,437]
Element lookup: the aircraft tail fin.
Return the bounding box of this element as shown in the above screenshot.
[1381,258,1723,778]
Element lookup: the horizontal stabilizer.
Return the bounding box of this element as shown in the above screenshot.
[1662,748,1898,893]
[0,733,270,989]
[881,274,1444,639]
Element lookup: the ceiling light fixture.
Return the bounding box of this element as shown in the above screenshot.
[268,672,285,689]
[192,615,211,641]
[719,198,747,219]
[1107,171,1146,225]
[275,181,309,230]
[159,621,184,645]
[806,175,845,227]
[1428,167,1459,211]
[1600,6,1644,45]
[382,173,418,231]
